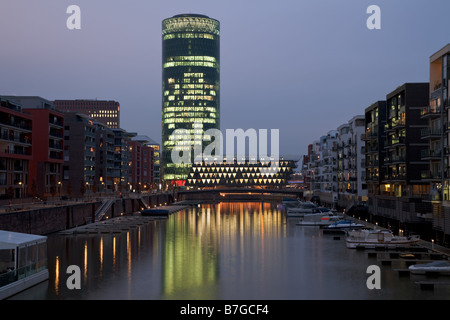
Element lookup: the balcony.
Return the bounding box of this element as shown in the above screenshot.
[49,141,63,150]
[0,132,32,146]
[384,155,406,164]
[365,159,379,167]
[49,116,63,128]
[421,170,443,181]
[421,149,441,160]
[385,136,405,148]
[0,145,32,157]
[385,118,406,132]
[420,106,441,119]
[385,173,407,181]
[420,128,441,139]
[0,117,32,131]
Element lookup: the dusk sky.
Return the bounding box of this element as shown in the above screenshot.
[1,0,449,160]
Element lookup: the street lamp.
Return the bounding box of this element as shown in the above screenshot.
[18,181,23,199]
[58,181,62,199]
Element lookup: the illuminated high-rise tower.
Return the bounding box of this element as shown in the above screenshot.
[161,14,220,184]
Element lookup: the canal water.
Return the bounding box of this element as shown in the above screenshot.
[9,202,450,300]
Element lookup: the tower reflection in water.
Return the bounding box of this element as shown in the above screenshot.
[161,202,286,299]
[45,201,284,299]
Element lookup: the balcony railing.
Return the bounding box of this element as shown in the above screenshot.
[384,155,406,163]
[421,171,443,180]
[0,133,32,145]
[420,127,441,139]
[420,106,441,118]
[421,149,442,159]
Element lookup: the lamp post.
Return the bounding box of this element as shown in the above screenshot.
[18,181,23,201]
[58,181,62,199]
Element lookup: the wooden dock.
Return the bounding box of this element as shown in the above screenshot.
[141,205,188,217]
[58,215,158,235]
[415,281,450,290]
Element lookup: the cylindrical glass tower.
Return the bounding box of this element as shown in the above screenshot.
[161,14,220,184]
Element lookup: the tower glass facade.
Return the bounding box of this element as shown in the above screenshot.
[162,14,220,184]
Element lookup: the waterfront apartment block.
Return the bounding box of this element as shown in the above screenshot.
[425,44,450,241]
[54,99,120,129]
[363,101,387,196]
[360,83,433,238]
[303,117,366,209]
[145,138,160,185]
[129,135,155,192]
[309,131,338,205]
[1,96,64,198]
[336,116,367,208]
[383,83,429,196]
[0,98,33,199]
[161,14,220,183]
[112,128,133,192]
[301,45,450,244]
[94,121,115,192]
[63,113,97,197]
[63,114,155,196]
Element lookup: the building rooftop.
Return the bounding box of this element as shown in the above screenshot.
[172,14,210,18]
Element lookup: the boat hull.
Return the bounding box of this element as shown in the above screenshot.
[408,261,450,275]
[346,230,420,249]
[346,237,420,249]
[0,269,49,300]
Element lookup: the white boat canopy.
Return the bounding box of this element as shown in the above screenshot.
[0,230,47,250]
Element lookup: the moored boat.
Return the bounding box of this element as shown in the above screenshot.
[286,202,331,217]
[296,213,342,226]
[325,220,365,230]
[346,229,420,249]
[408,260,450,275]
[282,198,301,208]
[0,231,49,300]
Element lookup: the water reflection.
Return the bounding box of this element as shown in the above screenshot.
[9,201,450,300]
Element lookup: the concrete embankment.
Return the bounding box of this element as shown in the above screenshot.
[0,193,174,235]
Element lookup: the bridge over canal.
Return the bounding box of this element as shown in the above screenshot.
[176,188,303,202]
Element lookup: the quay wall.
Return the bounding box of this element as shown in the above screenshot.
[0,193,174,235]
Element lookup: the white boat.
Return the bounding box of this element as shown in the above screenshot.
[345,229,420,249]
[297,213,342,226]
[408,260,450,275]
[0,231,49,300]
[325,220,365,230]
[286,202,330,217]
[282,198,301,207]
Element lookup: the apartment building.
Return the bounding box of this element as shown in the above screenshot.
[363,101,387,196]
[424,44,450,243]
[63,113,96,197]
[129,135,155,192]
[0,98,33,199]
[1,96,64,198]
[94,121,115,193]
[54,99,120,129]
[303,118,366,208]
[336,116,367,208]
